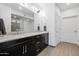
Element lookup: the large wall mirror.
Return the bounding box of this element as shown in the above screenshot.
[11,14,34,33]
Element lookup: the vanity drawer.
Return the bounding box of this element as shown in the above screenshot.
[0,44,23,56]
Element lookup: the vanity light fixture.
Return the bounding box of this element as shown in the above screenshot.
[31,6,40,13]
[31,6,38,13]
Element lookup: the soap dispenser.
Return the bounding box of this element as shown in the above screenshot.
[44,25,46,31]
[37,26,40,31]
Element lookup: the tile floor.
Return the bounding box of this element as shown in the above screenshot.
[38,42,79,56]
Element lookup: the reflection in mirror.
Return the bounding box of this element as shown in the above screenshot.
[11,14,21,32]
[11,14,34,33]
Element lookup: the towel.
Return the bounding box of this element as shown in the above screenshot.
[0,18,6,35]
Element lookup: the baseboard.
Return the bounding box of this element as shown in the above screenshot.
[48,40,79,47]
[60,40,79,46]
[48,45,56,48]
[48,41,61,47]
[75,42,79,46]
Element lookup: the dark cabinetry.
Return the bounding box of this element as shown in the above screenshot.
[0,44,23,56]
[0,33,48,56]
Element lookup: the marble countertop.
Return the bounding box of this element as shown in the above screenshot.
[0,31,48,43]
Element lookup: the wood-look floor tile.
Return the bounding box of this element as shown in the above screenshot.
[38,42,79,56]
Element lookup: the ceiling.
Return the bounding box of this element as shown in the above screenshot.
[1,3,34,17]
[28,3,79,12]
[1,3,78,16]
[28,3,46,9]
[0,3,45,17]
[56,3,79,12]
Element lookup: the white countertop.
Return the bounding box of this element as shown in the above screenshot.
[0,31,48,43]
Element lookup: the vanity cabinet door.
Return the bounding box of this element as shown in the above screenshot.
[7,44,23,56]
[41,34,48,46]
[0,44,23,56]
[22,43,30,56]
[0,49,10,56]
[24,36,42,56]
[33,35,46,54]
[19,34,48,56]
[27,40,37,56]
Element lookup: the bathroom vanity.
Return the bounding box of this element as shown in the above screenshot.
[0,4,49,56]
[0,32,48,56]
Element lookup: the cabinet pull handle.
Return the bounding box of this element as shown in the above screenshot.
[23,46,25,54]
[0,52,9,55]
[25,45,27,53]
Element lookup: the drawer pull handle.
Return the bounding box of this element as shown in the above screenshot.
[25,45,27,53]
[0,53,9,55]
[23,46,25,54]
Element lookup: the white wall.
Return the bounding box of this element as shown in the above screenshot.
[34,13,46,31]
[0,4,11,33]
[55,6,62,45]
[34,3,62,46]
[46,4,56,46]
[61,8,79,45]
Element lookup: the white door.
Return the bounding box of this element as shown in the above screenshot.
[61,16,77,44]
